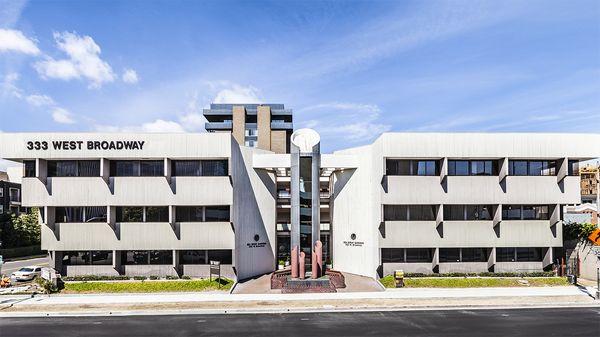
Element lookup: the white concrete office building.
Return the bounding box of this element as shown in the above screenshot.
[1,130,598,280]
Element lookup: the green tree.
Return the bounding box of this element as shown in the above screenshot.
[0,208,41,249]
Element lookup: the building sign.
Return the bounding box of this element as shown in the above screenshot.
[26,140,146,151]
[343,241,364,247]
[246,242,267,248]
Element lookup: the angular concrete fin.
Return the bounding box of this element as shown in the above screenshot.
[498,158,508,191]
[557,157,568,185]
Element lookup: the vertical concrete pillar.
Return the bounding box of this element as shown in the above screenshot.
[557,157,568,185]
[100,158,110,184]
[257,105,271,151]
[232,105,245,146]
[487,248,496,272]
[172,250,180,275]
[50,251,63,274]
[112,250,121,274]
[432,248,439,273]
[311,144,321,268]
[439,157,448,185]
[299,251,306,279]
[542,247,553,269]
[291,246,298,278]
[550,204,561,227]
[290,146,300,275]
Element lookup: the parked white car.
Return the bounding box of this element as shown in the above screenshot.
[11,266,43,281]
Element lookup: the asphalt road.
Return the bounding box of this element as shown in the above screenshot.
[1,307,599,337]
[0,256,48,275]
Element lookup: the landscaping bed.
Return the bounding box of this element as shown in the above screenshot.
[380,275,570,288]
[62,278,233,293]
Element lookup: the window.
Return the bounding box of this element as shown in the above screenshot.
[24,160,36,177]
[496,247,543,262]
[386,159,438,176]
[9,188,19,202]
[63,251,113,265]
[448,160,497,176]
[55,207,84,223]
[509,160,556,176]
[439,248,460,262]
[204,206,230,222]
[48,160,100,177]
[110,160,164,176]
[116,207,143,222]
[245,128,258,137]
[171,160,228,176]
[176,206,203,222]
[202,160,228,176]
[502,205,549,220]
[381,248,405,263]
[461,248,488,262]
[444,205,493,221]
[180,250,207,265]
[0,188,3,198]
[84,206,107,222]
[208,250,233,264]
[405,248,433,262]
[146,206,169,222]
[121,251,173,265]
[496,248,516,262]
[0,205,3,214]
[568,160,580,176]
[384,205,437,221]
[516,248,542,262]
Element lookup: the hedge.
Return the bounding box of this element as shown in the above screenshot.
[391,271,555,278]
[0,245,44,259]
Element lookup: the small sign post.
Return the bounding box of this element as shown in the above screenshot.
[0,255,3,277]
[210,260,221,288]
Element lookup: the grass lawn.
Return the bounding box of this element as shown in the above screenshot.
[62,278,233,293]
[380,276,569,288]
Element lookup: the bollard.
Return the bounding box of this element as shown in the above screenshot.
[596,268,600,300]
[394,270,404,288]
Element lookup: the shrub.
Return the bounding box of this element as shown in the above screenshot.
[35,276,61,294]
[390,271,554,278]
[181,275,191,280]
[133,276,147,281]
[149,276,160,280]
[165,275,179,280]
[63,275,130,282]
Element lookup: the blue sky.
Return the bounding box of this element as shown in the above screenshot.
[1,0,599,159]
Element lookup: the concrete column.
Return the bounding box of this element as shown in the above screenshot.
[172,250,180,275]
[493,204,502,228]
[432,248,439,273]
[112,250,121,274]
[100,158,110,184]
[550,204,561,227]
[487,248,496,272]
[499,157,508,192]
[557,157,568,184]
[439,157,448,185]
[542,247,553,269]
[232,105,245,146]
[290,145,300,273]
[311,144,321,263]
[257,105,271,151]
[50,251,63,274]
[169,205,179,239]
[44,206,58,239]
[436,204,444,231]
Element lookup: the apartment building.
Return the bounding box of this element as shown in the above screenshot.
[0,172,23,215]
[0,128,598,279]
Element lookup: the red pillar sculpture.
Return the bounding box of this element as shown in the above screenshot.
[299,251,306,279]
[291,246,298,278]
[312,240,323,279]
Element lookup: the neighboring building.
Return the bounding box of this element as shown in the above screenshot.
[563,204,598,225]
[579,164,598,204]
[0,124,599,279]
[204,103,293,153]
[0,172,23,216]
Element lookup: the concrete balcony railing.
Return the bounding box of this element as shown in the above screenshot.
[382,175,580,205]
[41,221,235,251]
[379,220,560,248]
[22,176,232,207]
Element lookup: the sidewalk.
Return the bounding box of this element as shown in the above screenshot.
[1,285,598,317]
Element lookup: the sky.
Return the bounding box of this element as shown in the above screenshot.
[0,0,599,168]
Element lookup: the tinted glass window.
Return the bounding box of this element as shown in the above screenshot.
[78,160,100,176]
[180,250,207,265]
[496,248,515,262]
[454,161,469,175]
[140,160,164,176]
[150,250,173,265]
[381,248,405,263]
[509,161,528,175]
[383,205,408,221]
[176,206,203,222]
[462,248,487,262]
[91,251,112,265]
[146,206,169,222]
[386,159,411,175]
[48,161,77,177]
[466,205,493,220]
[444,205,464,221]
[205,206,230,222]
[122,251,149,265]
[111,161,139,176]
[85,206,107,222]
[24,160,36,177]
[408,205,436,221]
[502,205,521,220]
[568,160,580,176]
[405,248,433,262]
[56,207,84,222]
[172,160,201,176]
[202,160,228,176]
[208,250,232,264]
[516,248,542,262]
[439,248,460,262]
[62,251,89,265]
[386,160,437,176]
[116,207,143,222]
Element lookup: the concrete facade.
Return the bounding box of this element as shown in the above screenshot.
[1,131,599,280]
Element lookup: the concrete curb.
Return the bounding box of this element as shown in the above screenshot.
[2,302,599,318]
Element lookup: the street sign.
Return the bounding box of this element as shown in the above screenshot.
[210,260,221,288]
[588,229,600,246]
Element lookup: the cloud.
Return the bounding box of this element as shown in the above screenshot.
[0,29,40,55]
[52,107,75,124]
[0,0,28,28]
[298,102,391,147]
[122,68,138,84]
[25,94,55,107]
[95,119,185,133]
[34,31,116,88]
[213,83,262,104]
[1,72,22,98]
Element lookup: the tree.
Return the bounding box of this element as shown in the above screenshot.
[0,208,40,249]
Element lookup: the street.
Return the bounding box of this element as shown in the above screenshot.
[1,307,599,337]
[0,256,48,276]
